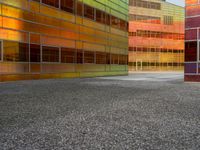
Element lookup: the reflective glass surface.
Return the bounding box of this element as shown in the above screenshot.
[185,0,200,81]
[129,0,184,71]
[0,0,129,78]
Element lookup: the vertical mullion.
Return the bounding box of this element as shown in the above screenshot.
[29,33,31,73]
[1,40,3,62]
[197,28,199,74]
[59,47,61,63]
[40,42,43,73]
[59,0,61,9]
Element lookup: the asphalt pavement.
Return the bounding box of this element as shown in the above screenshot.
[0,72,200,149]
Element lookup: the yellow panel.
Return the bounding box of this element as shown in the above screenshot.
[0,0,29,9]
[76,41,83,49]
[41,35,76,48]
[83,42,106,52]
[29,1,40,12]
[0,28,28,42]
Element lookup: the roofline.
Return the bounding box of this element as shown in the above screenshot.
[160,0,184,8]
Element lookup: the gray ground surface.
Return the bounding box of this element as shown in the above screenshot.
[0,73,200,150]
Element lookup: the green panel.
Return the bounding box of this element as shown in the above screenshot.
[83,0,128,21]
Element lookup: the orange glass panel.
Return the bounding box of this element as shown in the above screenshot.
[30,33,40,44]
[0,28,28,42]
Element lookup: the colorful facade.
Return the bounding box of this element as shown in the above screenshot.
[185,0,200,82]
[129,0,184,71]
[0,0,128,81]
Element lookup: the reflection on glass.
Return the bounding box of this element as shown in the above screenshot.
[84,51,95,64]
[61,48,76,63]
[30,44,41,62]
[0,41,2,61]
[42,46,59,62]
[3,41,29,62]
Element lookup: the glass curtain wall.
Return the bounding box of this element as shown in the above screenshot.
[129,0,185,71]
[0,0,129,81]
[185,0,200,81]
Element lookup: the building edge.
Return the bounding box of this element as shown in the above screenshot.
[0,71,128,82]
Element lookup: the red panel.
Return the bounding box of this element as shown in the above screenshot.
[186,0,198,5]
[185,75,200,82]
[185,29,197,40]
[186,16,200,28]
[186,5,200,16]
[185,41,197,62]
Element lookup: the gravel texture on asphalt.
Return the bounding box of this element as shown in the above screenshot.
[0,73,200,150]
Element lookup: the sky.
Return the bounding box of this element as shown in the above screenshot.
[166,0,185,7]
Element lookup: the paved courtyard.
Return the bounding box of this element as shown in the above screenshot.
[0,72,200,149]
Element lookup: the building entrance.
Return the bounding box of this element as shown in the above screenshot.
[136,60,142,71]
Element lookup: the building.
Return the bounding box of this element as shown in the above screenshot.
[129,0,184,71]
[185,0,200,82]
[0,0,128,81]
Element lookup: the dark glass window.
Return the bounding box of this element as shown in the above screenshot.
[126,22,129,31]
[61,48,76,63]
[119,55,128,65]
[0,41,2,61]
[3,41,29,62]
[96,9,105,24]
[76,2,83,16]
[111,16,119,28]
[42,0,59,8]
[106,14,110,26]
[30,44,40,62]
[19,43,29,62]
[84,51,95,63]
[77,49,83,64]
[84,5,94,20]
[111,54,119,64]
[120,19,127,31]
[185,41,197,62]
[61,0,74,13]
[96,52,106,64]
[119,55,123,65]
[42,46,59,62]
[106,53,110,64]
